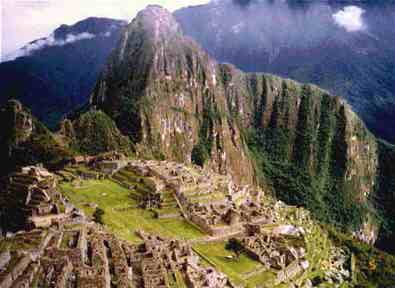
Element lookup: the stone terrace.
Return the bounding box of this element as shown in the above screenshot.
[111,160,270,237]
[1,166,74,231]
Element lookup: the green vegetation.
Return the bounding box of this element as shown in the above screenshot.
[191,94,224,167]
[0,100,73,176]
[375,140,395,253]
[327,225,395,287]
[60,179,204,243]
[191,143,209,167]
[246,80,374,232]
[193,241,271,287]
[93,207,105,225]
[225,238,244,260]
[72,110,132,155]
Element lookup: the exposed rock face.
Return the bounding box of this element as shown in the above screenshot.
[3,100,34,144]
[91,5,255,185]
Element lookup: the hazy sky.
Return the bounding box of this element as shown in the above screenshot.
[1,0,367,60]
[1,0,210,58]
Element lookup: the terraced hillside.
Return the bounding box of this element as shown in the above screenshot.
[1,159,394,287]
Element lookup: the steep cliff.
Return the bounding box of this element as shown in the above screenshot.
[90,5,255,185]
[175,0,395,144]
[218,65,378,232]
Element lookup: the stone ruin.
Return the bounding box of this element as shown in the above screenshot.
[111,160,272,237]
[0,224,126,288]
[136,231,229,288]
[0,166,74,232]
[59,151,129,182]
[239,223,310,285]
[111,161,184,219]
[0,224,229,288]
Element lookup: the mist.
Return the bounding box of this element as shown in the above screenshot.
[3,32,100,62]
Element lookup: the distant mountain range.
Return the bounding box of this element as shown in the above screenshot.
[175,0,395,143]
[0,17,126,128]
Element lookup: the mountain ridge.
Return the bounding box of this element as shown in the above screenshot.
[0,17,127,129]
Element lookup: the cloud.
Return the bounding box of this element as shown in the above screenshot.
[3,32,96,62]
[333,6,366,32]
[2,0,210,59]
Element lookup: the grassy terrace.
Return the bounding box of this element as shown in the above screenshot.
[60,179,204,243]
[193,241,276,287]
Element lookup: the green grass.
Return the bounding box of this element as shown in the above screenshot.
[60,179,205,243]
[246,271,277,288]
[193,241,271,287]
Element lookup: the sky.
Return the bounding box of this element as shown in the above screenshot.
[1,0,366,61]
[1,0,210,58]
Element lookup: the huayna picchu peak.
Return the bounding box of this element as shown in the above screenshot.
[1,4,395,288]
[90,5,256,185]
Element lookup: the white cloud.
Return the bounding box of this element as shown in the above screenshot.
[2,0,210,60]
[333,6,366,32]
[3,32,97,62]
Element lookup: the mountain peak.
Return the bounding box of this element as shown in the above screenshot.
[131,5,182,42]
[53,17,127,39]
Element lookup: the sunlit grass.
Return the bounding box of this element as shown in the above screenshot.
[60,179,204,243]
[193,241,275,287]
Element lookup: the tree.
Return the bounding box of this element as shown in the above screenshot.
[225,238,243,260]
[93,207,105,224]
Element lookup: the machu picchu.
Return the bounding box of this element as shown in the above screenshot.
[0,159,372,287]
[1,3,395,288]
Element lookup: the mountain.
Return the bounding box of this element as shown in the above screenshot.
[76,5,395,251]
[89,5,256,185]
[0,17,127,129]
[174,0,395,144]
[1,5,395,287]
